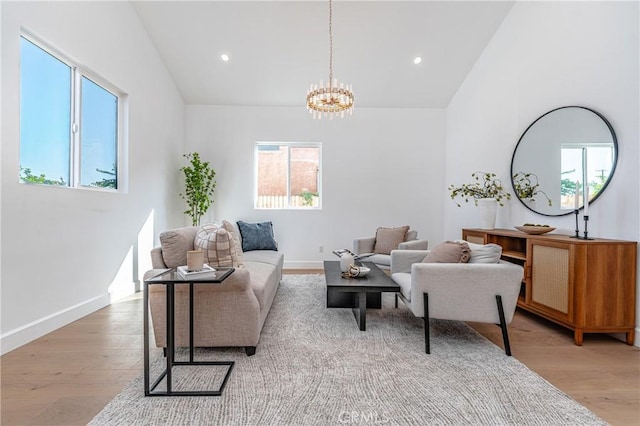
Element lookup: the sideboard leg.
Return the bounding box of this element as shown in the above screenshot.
[625,331,635,346]
[574,330,584,346]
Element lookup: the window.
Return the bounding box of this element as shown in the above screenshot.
[19,34,124,190]
[255,143,321,209]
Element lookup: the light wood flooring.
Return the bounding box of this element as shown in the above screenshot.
[2,271,639,425]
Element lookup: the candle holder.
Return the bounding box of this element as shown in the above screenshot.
[570,209,580,238]
[578,215,594,240]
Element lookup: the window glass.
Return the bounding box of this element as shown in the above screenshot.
[19,34,123,191]
[80,77,118,188]
[256,143,321,209]
[19,37,71,186]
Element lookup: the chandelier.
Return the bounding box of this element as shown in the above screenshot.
[306,0,354,119]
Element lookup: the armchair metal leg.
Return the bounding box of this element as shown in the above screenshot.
[495,295,512,356]
[395,293,399,308]
[423,293,430,354]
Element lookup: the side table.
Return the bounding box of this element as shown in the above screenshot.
[144,267,235,396]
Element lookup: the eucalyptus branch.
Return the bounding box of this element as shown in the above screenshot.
[448,172,511,207]
[512,172,552,207]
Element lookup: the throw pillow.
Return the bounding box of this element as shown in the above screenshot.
[222,220,244,266]
[159,227,199,268]
[194,224,241,268]
[373,226,410,255]
[422,241,471,263]
[457,241,503,263]
[236,220,278,252]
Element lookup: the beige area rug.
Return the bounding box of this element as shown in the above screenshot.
[90,274,606,425]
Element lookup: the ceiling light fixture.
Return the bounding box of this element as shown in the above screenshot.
[220,53,230,62]
[306,0,354,119]
[414,56,422,65]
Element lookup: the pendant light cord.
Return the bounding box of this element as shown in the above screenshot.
[328,0,333,89]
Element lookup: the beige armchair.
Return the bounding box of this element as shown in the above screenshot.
[390,249,523,355]
[353,228,428,270]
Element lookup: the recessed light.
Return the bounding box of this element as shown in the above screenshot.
[413,56,422,65]
[220,53,230,62]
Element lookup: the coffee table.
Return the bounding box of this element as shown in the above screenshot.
[324,260,400,331]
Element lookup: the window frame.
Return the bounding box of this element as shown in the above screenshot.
[254,142,322,210]
[19,31,127,192]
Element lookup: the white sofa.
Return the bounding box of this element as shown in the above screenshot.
[146,224,283,356]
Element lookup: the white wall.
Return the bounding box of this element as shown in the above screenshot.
[185,106,445,268]
[1,2,185,354]
[444,1,639,343]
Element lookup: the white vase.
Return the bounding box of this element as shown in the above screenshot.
[340,254,354,272]
[477,198,498,229]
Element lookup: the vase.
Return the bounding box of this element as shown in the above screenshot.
[340,253,354,272]
[477,198,497,229]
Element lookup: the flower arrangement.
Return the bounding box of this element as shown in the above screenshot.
[448,172,511,207]
[512,172,552,207]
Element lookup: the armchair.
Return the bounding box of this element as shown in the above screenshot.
[353,228,428,270]
[390,248,523,355]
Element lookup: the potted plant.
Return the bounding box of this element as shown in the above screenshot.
[180,152,216,226]
[448,172,511,229]
[512,172,552,207]
[448,172,511,206]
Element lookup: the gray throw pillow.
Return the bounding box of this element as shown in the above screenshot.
[237,220,278,252]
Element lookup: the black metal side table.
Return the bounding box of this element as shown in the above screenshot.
[144,267,235,396]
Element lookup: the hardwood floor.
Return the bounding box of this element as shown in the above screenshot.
[2,272,639,425]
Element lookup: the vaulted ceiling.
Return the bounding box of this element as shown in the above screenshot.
[132,1,514,108]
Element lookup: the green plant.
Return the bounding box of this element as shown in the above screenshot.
[91,165,117,189]
[512,172,552,207]
[179,153,216,226]
[448,172,511,207]
[300,189,318,207]
[19,166,66,186]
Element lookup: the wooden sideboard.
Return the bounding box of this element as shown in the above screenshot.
[462,228,637,346]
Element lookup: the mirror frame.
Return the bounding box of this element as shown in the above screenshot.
[510,106,618,217]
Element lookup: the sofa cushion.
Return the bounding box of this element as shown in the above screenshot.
[374,225,410,255]
[361,254,391,267]
[422,241,471,263]
[244,261,278,311]
[237,220,278,251]
[194,224,241,268]
[222,220,244,266]
[159,227,198,268]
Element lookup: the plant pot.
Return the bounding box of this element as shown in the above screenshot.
[477,198,498,229]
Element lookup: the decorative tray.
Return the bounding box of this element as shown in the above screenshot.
[514,225,556,235]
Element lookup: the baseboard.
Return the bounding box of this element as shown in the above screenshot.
[0,293,110,355]
[283,260,324,270]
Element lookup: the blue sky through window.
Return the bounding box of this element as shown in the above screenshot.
[20,37,71,184]
[20,36,118,189]
[81,77,117,187]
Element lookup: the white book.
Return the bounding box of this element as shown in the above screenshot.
[177,264,217,280]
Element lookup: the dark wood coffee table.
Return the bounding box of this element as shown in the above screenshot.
[324,260,400,331]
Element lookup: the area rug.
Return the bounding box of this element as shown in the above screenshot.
[90,274,606,425]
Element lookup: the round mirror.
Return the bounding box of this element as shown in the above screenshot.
[510,106,617,216]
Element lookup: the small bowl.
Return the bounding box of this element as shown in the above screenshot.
[514,225,556,235]
[349,265,371,277]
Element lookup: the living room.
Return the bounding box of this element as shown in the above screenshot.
[2,0,639,424]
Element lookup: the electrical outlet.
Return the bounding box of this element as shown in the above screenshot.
[319,245,324,253]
